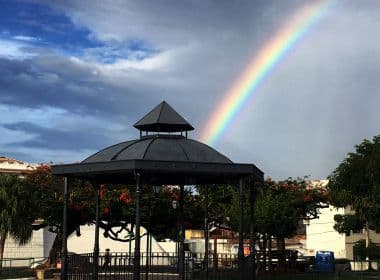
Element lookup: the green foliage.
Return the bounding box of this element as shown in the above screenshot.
[255,185,299,238]
[197,184,251,236]
[26,165,96,234]
[328,135,380,233]
[146,186,204,241]
[0,174,37,245]
[196,177,327,239]
[197,184,235,226]
[255,177,327,239]
[333,214,364,235]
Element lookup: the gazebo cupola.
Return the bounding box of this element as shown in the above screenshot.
[133,101,194,138]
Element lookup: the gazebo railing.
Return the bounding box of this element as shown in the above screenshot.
[65,252,254,280]
[67,252,195,280]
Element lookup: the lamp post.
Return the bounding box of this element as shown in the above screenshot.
[145,195,151,280]
[172,200,179,260]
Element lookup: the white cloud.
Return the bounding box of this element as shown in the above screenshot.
[0,39,36,59]
[12,35,40,42]
[0,105,65,128]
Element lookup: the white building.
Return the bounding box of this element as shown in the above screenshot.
[305,180,380,260]
[0,156,36,176]
[2,228,56,267]
[68,224,174,255]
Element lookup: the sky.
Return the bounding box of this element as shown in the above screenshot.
[0,0,379,180]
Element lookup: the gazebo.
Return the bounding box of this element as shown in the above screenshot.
[52,101,264,280]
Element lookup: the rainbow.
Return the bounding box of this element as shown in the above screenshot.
[201,0,334,145]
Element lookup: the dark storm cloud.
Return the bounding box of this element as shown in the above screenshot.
[2,121,111,150]
[0,56,143,118]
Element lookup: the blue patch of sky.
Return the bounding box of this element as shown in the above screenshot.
[91,40,157,64]
[0,0,102,54]
[0,0,157,62]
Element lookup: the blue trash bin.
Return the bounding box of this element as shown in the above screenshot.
[315,251,335,272]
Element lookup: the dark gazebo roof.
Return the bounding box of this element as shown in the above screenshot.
[83,136,232,164]
[52,101,263,185]
[134,101,194,132]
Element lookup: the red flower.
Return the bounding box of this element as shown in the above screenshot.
[119,192,133,205]
[99,185,107,199]
[103,207,110,215]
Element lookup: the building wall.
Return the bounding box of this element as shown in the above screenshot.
[305,205,346,258]
[3,228,55,267]
[67,224,170,254]
[345,229,380,260]
[306,205,380,259]
[0,156,36,176]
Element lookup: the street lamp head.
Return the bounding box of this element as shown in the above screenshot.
[172,200,178,209]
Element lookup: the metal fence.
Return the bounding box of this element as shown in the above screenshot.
[0,257,40,268]
[56,253,380,280]
[67,252,194,280]
[0,257,39,278]
[66,252,251,280]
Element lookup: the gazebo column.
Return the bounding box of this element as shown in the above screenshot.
[238,178,245,280]
[249,182,256,280]
[133,172,142,280]
[204,185,209,279]
[93,183,101,280]
[178,184,185,280]
[61,177,70,280]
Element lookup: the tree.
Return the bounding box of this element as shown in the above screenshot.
[0,174,38,267]
[328,135,380,251]
[196,184,237,229]
[254,177,328,271]
[26,166,205,264]
[26,165,97,265]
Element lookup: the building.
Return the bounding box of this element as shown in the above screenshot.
[0,156,36,177]
[67,224,174,255]
[305,180,380,260]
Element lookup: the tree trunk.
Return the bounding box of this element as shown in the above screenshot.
[213,238,218,271]
[0,230,7,269]
[48,233,62,266]
[365,220,370,260]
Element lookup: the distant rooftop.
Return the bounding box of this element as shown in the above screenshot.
[0,156,37,174]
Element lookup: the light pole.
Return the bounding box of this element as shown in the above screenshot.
[172,200,179,260]
[145,196,151,280]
